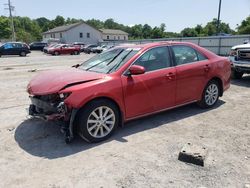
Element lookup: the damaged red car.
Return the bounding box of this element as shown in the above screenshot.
[27,42,231,143]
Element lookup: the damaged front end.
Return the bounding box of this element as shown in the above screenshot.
[29,93,70,121]
[28,93,76,143]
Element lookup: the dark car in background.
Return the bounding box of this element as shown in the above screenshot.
[73,42,85,52]
[0,42,30,57]
[29,42,47,51]
[82,44,98,54]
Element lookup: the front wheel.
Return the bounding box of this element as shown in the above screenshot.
[76,99,119,143]
[198,80,220,108]
[231,69,243,79]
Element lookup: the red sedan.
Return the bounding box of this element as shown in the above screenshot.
[27,42,231,143]
[47,44,80,55]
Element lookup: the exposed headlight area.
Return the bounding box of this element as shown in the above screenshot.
[59,92,71,100]
[29,93,71,120]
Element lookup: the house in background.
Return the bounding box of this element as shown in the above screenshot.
[100,29,128,41]
[42,22,129,44]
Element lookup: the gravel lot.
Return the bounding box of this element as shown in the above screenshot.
[0,51,249,188]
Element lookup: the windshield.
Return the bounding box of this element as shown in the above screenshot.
[79,47,140,73]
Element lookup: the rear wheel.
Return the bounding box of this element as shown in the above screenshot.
[76,99,119,143]
[20,51,26,57]
[231,69,243,79]
[198,80,220,108]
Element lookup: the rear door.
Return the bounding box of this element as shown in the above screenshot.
[13,43,23,55]
[171,45,210,105]
[121,46,176,119]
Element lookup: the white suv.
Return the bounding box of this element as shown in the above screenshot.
[229,41,250,79]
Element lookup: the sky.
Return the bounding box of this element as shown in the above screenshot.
[1,0,250,32]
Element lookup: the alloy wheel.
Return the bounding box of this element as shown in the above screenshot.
[87,106,115,138]
[205,84,219,106]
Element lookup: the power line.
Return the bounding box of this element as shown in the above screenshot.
[4,0,16,41]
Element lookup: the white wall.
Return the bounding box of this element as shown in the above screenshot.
[42,23,103,44]
[64,23,103,44]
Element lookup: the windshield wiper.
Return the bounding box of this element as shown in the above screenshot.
[107,50,133,73]
[85,57,113,71]
[85,50,124,71]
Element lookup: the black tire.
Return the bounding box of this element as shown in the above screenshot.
[20,51,26,57]
[198,80,220,108]
[76,99,119,143]
[54,51,60,56]
[231,69,243,79]
[0,53,1,57]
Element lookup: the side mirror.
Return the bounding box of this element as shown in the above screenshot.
[128,65,145,75]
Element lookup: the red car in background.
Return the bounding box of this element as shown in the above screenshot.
[47,44,81,55]
[27,42,231,143]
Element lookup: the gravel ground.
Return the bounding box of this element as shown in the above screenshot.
[0,51,249,188]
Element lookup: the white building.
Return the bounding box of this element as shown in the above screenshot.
[42,22,129,44]
[100,29,128,41]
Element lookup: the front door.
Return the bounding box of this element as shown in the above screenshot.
[121,46,176,119]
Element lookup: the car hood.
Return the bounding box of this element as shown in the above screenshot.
[27,68,105,95]
[232,43,250,50]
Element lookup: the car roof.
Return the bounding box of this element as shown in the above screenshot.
[116,41,198,49]
[115,41,218,59]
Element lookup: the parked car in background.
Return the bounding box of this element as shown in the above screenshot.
[43,43,58,53]
[0,42,30,57]
[91,45,109,53]
[47,44,80,56]
[229,42,250,79]
[29,42,47,51]
[73,42,85,52]
[82,44,98,54]
[27,42,231,143]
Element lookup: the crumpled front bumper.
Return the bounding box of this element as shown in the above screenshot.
[28,96,69,121]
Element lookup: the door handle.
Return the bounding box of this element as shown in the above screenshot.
[165,72,175,80]
[204,64,210,72]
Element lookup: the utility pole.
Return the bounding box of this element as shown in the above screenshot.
[4,0,16,41]
[216,0,222,35]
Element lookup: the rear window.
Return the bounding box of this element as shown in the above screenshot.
[172,45,207,65]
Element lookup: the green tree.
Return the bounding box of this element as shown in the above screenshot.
[203,18,234,36]
[0,16,11,39]
[53,15,65,27]
[151,27,163,38]
[181,28,198,37]
[35,17,51,32]
[86,19,104,29]
[142,24,152,39]
[237,16,250,34]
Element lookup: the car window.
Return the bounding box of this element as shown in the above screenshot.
[13,43,22,48]
[3,43,14,49]
[134,47,171,72]
[172,45,207,65]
